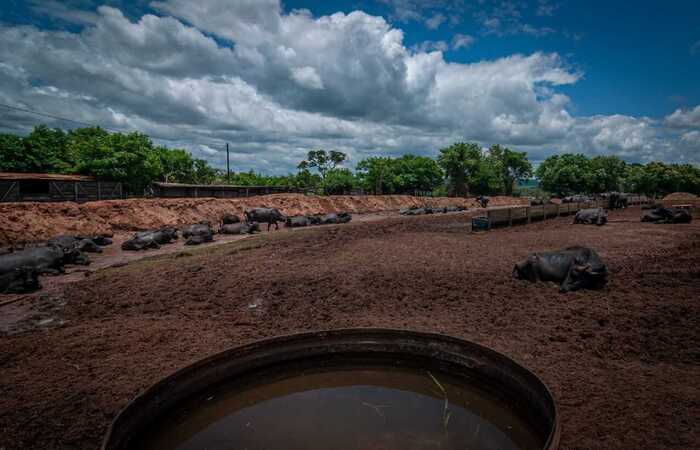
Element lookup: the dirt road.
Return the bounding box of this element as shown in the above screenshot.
[0,207,698,449]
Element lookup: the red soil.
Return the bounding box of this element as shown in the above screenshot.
[0,194,526,246]
[0,207,698,450]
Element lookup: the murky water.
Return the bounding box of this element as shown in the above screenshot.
[135,363,543,450]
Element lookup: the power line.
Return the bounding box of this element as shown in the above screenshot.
[0,102,230,153]
[0,102,123,133]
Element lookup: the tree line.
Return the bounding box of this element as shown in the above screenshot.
[1,125,698,197]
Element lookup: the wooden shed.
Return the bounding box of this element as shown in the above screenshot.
[0,172,123,203]
[151,182,305,199]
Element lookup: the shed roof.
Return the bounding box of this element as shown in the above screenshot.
[0,172,96,182]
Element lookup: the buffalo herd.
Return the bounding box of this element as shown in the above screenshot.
[0,199,695,295]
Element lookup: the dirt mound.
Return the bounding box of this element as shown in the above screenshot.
[0,194,528,245]
[663,192,698,201]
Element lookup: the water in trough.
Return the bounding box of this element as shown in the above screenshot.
[134,362,542,450]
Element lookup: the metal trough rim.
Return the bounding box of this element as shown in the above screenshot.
[102,328,560,450]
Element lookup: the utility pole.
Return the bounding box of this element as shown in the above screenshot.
[226,142,231,184]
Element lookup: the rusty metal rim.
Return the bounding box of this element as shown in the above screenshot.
[101,328,560,450]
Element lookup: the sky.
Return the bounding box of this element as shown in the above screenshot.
[0,0,699,174]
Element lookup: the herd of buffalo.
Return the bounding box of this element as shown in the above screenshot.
[0,202,694,295]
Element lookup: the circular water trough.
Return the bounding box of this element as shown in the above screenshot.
[102,329,560,450]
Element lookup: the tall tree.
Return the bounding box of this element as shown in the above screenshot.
[488,145,532,195]
[588,155,626,193]
[437,142,482,197]
[298,149,346,179]
[536,154,592,196]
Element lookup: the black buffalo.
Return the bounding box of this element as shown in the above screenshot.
[0,244,90,293]
[0,266,41,294]
[563,195,591,203]
[606,192,628,209]
[400,207,426,216]
[641,206,692,224]
[286,216,311,228]
[244,208,285,230]
[48,235,104,254]
[219,222,260,234]
[574,208,608,226]
[122,227,178,251]
[221,213,240,225]
[477,196,490,208]
[318,212,352,224]
[182,223,214,245]
[513,246,608,293]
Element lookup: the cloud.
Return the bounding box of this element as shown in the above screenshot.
[0,0,696,173]
[665,105,700,128]
[290,66,324,90]
[451,33,475,50]
[425,13,446,30]
[536,0,560,17]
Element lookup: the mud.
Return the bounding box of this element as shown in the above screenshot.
[0,194,527,246]
[0,207,698,450]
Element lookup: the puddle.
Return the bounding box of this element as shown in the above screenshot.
[134,362,542,450]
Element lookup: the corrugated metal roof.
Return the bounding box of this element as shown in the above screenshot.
[0,172,97,182]
[153,182,294,189]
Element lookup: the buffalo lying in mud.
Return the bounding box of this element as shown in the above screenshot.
[289,213,353,227]
[574,208,608,226]
[400,206,465,216]
[641,206,692,224]
[286,216,311,228]
[48,235,112,254]
[122,227,178,251]
[0,244,91,293]
[245,208,285,231]
[182,222,214,246]
[219,222,260,234]
[221,213,240,225]
[513,246,608,293]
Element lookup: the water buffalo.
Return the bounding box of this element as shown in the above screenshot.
[0,245,89,278]
[428,207,447,214]
[48,235,103,254]
[574,208,608,226]
[563,195,591,203]
[219,222,260,234]
[244,208,285,231]
[513,246,608,293]
[445,205,466,212]
[221,213,240,225]
[181,223,214,245]
[122,227,178,251]
[286,216,311,228]
[606,192,628,209]
[76,235,114,247]
[400,207,426,216]
[477,196,490,208]
[0,266,41,294]
[641,206,692,224]
[319,212,352,224]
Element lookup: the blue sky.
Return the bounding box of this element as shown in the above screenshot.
[0,0,698,172]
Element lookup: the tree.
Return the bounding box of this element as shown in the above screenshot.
[0,133,34,172]
[588,155,626,193]
[488,145,532,195]
[23,125,71,172]
[157,147,196,183]
[356,156,393,194]
[536,154,592,196]
[356,155,443,195]
[298,149,346,179]
[437,142,482,197]
[321,168,357,195]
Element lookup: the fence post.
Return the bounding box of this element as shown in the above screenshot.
[527,207,531,224]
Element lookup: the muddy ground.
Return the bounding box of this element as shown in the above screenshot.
[0,207,698,450]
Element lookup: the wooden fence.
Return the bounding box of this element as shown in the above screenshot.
[483,195,651,229]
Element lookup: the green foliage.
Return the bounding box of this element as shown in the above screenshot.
[588,155,627,193]
[356,154,442,194]
[488,144,533,195]
[536,154,592,196]
[298,149,347,178]
[437,142,482,196]
[623,162,700,196]
[0,133,32,172]
[321,168,357,195]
